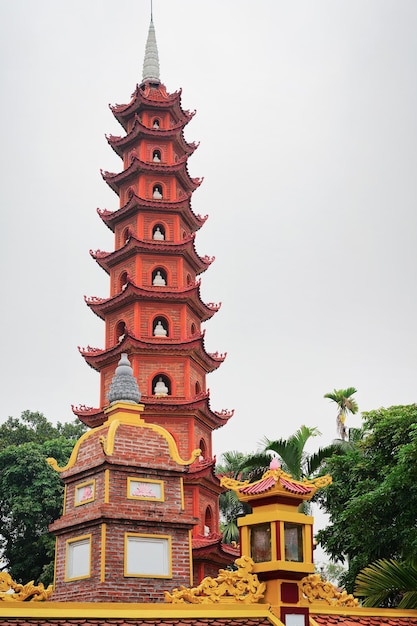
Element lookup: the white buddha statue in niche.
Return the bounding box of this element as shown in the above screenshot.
[153,271,166,286]
[154,321,167,337]
[154,377,168,396]
[153,227,164,241]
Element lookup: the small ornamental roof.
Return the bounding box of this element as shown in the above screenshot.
[220,460,332,504]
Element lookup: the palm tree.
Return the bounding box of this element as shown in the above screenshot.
[324,387,358,440]
[216,451,253,544]
[240,425,340,482]
[355,559,417,609]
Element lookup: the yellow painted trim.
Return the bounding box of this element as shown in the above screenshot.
[127,476,164,501]
[188,529,193,586]
[180,477,185,510]
[100,524,106,582]
[124,532,172,578]
[48,403,200,472]
[74,479,96,506]
[53,537,58,589]
[104,469,109,503]
[47,422,110,473]
[239,510,313,526]
[64,534,92,582]
[252,560,314,575]
[0,602,285,622]
[143,421,201,465]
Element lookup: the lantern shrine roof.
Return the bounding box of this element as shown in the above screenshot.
[78,330,226,373]
[85,279,220,322]
[90,233,214,275]
[106,115,197,158]
[220,461,332,505]
[97,193,207,233]
[101,156,202,196]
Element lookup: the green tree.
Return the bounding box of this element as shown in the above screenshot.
[355,559,417,609]
[324,387,358,440]
[216,451,252,544]
[316,404,417,592]
[0,411,85,585]
[240,425,341,483]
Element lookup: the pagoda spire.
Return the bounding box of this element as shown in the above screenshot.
[142,11,160,83]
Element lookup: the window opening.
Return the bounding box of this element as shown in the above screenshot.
[152,268,167,286]
[153,316,168,337]
[153,224,165,240]
[152,374,171,396]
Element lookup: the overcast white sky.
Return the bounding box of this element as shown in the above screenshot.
[1,1,416,461]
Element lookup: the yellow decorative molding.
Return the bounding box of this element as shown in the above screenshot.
[220,468,332,497]
[47,404,200,472]
[164,555,266,604]
[0,572,53,602]
[301,574,358,607]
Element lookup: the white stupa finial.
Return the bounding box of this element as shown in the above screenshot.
[142,9,160,83]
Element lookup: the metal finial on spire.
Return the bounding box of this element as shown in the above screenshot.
[142,12,160,83]
[107,353,142,405]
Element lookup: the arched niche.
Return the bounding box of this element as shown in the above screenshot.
[152,184,163,199]
[153,316,169,338]
[119,271,129,292]
[152,148,161,162]
[199,437,207,459]
[204,506,213,536]
[152,267,167,286]
[152,223,166,240]
[152,373,171,397]
[115,320,127,344]
[122,227,131,244]
[195,381,201,395]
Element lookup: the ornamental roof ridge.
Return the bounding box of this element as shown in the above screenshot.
[79,331,224,373]
[85,280,219,322]
[90,233,214,275]
[101,156,202,190]
[220,465,332,502]
[105,117,197,157]
[96,195,207,233]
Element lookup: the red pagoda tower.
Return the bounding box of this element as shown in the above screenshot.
[73,17,237,582]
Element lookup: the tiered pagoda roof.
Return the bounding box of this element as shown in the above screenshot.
[106,114,198,158]
[78,331,226,373]
[97,194,207,233]
[101,156,202,196]
[90,232,214,275]
[110,83,194,130]
[84,280,220,321]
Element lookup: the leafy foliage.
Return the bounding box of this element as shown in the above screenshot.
[316,404,417,593]
[355,559,417,609]
[0,411,85,585]
[241,425,341,481]
[324,387,358,440]
[216,451,252,544]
